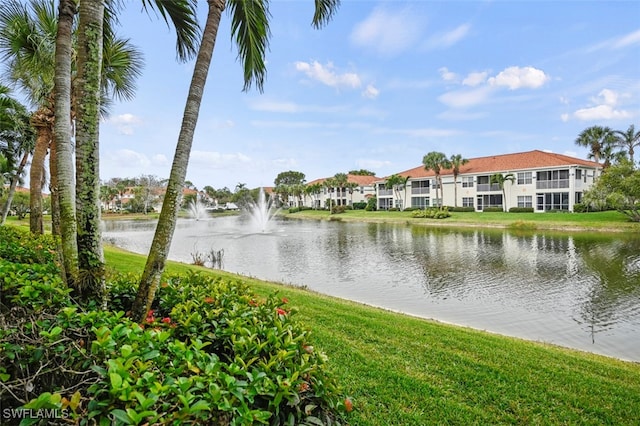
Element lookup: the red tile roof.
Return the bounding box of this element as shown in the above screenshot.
[307,174,380,186]
[391,150,601,179]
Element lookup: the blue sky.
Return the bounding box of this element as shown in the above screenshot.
[100,0,640,190]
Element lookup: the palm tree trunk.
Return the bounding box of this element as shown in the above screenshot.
[74,0,105,303]
[54,0,79,286]
[0,151,29,225]
[49,137,61,237]
[29,120,50,235]
[132,0,225,323]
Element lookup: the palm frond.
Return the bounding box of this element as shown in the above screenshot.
[312,0,340,29]
[141,0,200,61]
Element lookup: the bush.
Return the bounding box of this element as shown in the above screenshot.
[482,207,504,213]
[410,207,451,219]
[573,203,587,213]
[448,206,475,212]
[0,228,349,425]
[331,205,347,214]
[352,202,367,210]
[508,207,534,213]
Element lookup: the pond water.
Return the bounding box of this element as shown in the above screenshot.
[102,216,640,362]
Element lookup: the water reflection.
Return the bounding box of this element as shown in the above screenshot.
[102,217,640,361]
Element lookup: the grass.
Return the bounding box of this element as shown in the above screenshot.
[285,208,640,233]
[105,245,640,425]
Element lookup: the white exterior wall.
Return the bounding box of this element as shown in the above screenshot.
[387,165,600,212]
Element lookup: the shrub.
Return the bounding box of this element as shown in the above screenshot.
[365,197,377,211]
[482,207,504,213]
[331,205,347,214]
[573,203,587,213]
[0,229,349,425]
[448,206,475,212]
[410,207,451,219]
[508,207,535,213]
[288,207,301,213]
[352,202,367,210]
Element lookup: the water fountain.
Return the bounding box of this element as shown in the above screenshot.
[245,187,278,232]
[187,198,208,220]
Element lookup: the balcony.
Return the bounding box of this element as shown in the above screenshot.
[536,179,569,190]
[411,187,430,195]
[378,189,393,196]
[477,183,502,192]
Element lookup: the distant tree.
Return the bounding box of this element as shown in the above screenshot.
[323,177,336,212]
[348,169,375,176]
[614,124,640,167]
[274,170,306,186]
[422,152,451,209]
[0,86,35,225]
[490,173,515,212]
[450,154,469,207]
[333,172,348,206]
[346,181,359,206]
[584,160,639,221]
[385,174,405,210]
[305,182,323,209]
[575,126,614,165]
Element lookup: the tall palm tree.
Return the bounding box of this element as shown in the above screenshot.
[0,85,35,225]
[490,173,515,212]
[51,0,197,300]
[422,151,451,209]
[323,177,336,212]
[385,174,403,209]
[614,124,640,167]
[133,0,341,322]
[333,172,348,206]
[305,182,323,209]
[450,153,468,208]
[575,125,614,165]
[0,0,57,234]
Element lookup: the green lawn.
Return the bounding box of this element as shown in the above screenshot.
[285,208,640,233]
[105,245,640,425]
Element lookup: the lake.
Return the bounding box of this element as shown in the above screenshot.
[102,216,640,362]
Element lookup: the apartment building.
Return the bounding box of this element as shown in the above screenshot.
[376,150,602,212]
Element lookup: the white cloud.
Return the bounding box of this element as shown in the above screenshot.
[488,66,550,90]
[565,89,632,121]
[107,113,142,135]
[587,29,640,52]
[462,71,488,87]
[613,29,640,48]
[424,23,471,50]
[362,84,380,99]
[294,61,361,89]
[438,86,494,108]
[152,154,169,166]
[574,104,631,121]
[439,67,458,82]
[350,7,423,55]
[189,151,252,168]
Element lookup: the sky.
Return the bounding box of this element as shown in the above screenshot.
[98,0,640,191]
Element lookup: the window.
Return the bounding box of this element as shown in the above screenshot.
[411,180,430,194]
[462,197,474,207]
[575,169,582,180]
[536,192,569,211]
[462,177,474,188]
[517,172,532,185]
[575,192,583,204]
[536,170,570,189]
[517,196,532,208]
[412,197,430,208]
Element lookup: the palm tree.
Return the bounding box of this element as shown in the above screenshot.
[575,125,614,165]
[450,154,469,208]
[51,0,197,299]
[385,174,403,209]
[305,182,323,209]
[490,173,515,212]
[346,181,359,206]
[132,0,341,322]
[333,172,348,206]
[0,85,35,225]
[614,124,640,167]
[323,177,336,212]
[422,151,451,209]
